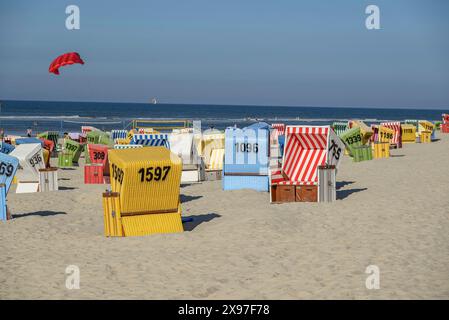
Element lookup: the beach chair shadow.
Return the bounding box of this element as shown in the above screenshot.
[180,194,203,203]
[58,186,78,191]
[337,188,368,200]
[182,213,221,231]
[390,154,405,158]
[12,210,67,219]
[336,181,355,190]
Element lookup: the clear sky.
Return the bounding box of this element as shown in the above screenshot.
[0,0,448,108]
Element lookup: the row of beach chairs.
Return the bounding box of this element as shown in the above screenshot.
[1,115,446,236]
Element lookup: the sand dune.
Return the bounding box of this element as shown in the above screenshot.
[1,134,448,299]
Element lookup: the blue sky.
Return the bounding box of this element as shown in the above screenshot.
[0,0,448,108]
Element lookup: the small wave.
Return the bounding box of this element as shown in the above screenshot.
[0,115,83,120]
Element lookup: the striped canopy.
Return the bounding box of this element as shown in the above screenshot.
[113,144,143,149]
[380,122,402,146]
[282,126,329,185]
[271,123,285,135]
[111,130,128,140]
[130,134,170,149]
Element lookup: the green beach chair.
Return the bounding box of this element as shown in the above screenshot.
[58,152,75,167]
[58,139,83,167]
[87,131,113,146]
[352,145,373,162]
[37,131,60,153]
[340,127,363,157]
[332,122,349,136]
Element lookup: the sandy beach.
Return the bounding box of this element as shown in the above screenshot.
[1,133,448,300]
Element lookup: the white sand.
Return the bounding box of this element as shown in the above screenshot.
[1,134,449,299]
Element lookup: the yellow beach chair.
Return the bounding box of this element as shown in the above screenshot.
[103,147,183,237]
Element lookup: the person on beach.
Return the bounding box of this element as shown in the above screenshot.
[26,128,32,137]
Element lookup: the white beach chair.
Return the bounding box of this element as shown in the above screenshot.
[9,143,46,193]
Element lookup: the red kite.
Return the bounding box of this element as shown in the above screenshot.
[49,52,84,75]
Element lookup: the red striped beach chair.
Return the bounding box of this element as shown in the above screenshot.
[442,114,449,123]
[370,124,378,143]
[270,126,345,203]
[380,121,402,148]
[271,123,285,136]
[270,123,285,158]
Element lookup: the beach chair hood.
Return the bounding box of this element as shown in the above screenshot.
[278,126,344,185]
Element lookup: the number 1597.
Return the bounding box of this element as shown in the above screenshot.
[138,166,171,182]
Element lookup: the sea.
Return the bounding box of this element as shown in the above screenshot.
[0,100,446,135]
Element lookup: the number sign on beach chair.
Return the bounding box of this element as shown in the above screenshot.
[341,127,373,162]
[340,127,363,156]
[0,153,19,195]
[418,121,435,141]
[401,124,417,143]
[103,147,183,237]
[88,144,109,166]
[169,132,205,183]
[270,126,345,203]
[377,126,395,144]
[84,144,110,184]
[9,143,45,193]
[223,122,270,191]
[130,134,170,148]
[0,153,19,221]
[58,139,83,167]
[87,130,112,146]
[380,122,402,148]
[348,120,373,145]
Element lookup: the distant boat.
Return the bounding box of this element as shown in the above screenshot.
[150,98,158,104]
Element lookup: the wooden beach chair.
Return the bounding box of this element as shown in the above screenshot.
[223,122,270,191]
[418,121,435,141]
[380,121,402,148]
[270,126,345,203]
[202,131,225,181]
[9,143,45,193]
[348,120,373,145]
[103,147,183,237]
[37,131,60,154]
[401,124,417,143]
[0,153,19,220]
[169,131,205,183]
[58,139,83,167]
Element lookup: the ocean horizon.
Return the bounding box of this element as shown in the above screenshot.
[0,99,446,135]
